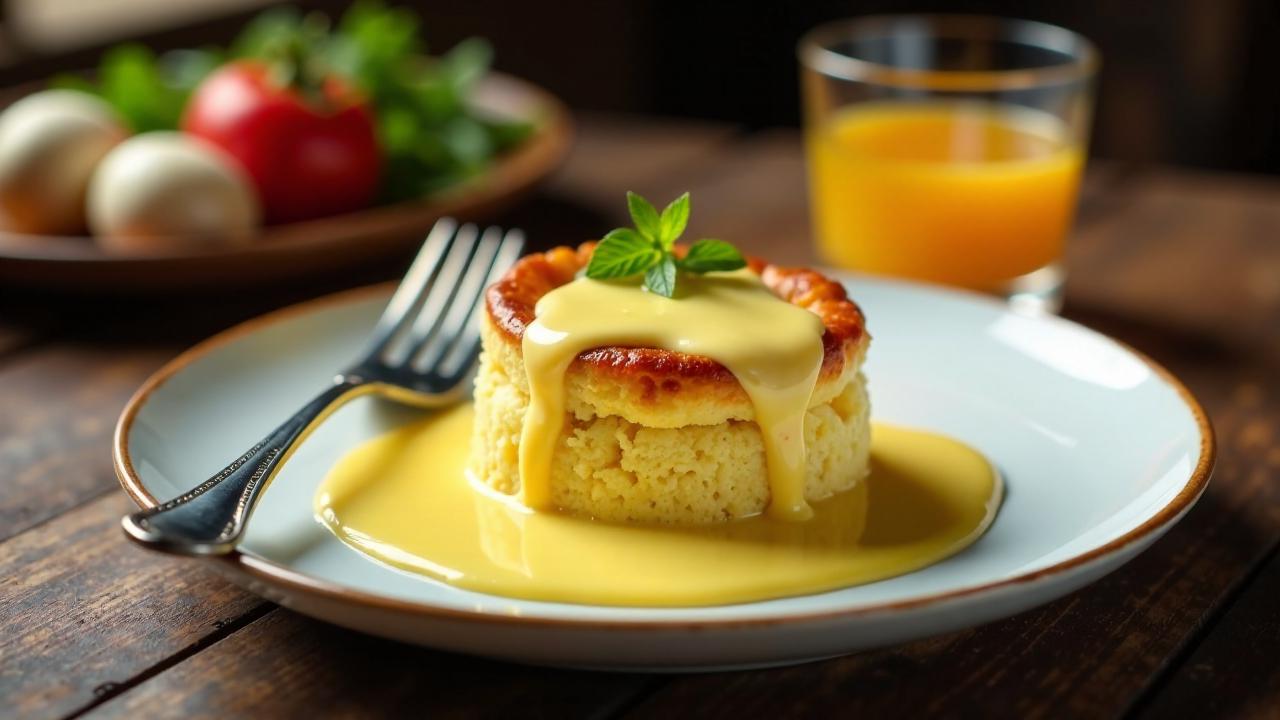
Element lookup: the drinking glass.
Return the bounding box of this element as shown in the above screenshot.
[799,15,1098,313]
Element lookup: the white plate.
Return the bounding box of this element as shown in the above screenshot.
[114,274,1214,671]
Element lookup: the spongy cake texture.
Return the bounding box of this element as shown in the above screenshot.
[470,245,872,525]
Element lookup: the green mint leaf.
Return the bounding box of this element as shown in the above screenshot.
[644,255,678,297]
[584,191,749,297]
[626,191,661,241]
[585,228,660,279]
[657,192,691,249]
[680,239,747,273]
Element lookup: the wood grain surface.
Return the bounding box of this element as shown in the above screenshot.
[0,494,262,719]
[0,347,168,539]
[86,611,655,720]
[1138,545,1280,719]
[0,117,1276,720]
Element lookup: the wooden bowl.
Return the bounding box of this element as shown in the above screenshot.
[0,72,572,291]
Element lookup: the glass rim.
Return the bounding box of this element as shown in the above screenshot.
[798,14,1100,91]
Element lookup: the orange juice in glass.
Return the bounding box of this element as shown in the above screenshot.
[800,16,1097,312]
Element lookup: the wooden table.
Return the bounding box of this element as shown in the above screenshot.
[2,116,1277,720]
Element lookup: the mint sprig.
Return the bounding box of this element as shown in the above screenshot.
[584,191,746,297]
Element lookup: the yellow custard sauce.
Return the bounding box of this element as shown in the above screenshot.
[519,270,827,521]
[316,404,1002,607]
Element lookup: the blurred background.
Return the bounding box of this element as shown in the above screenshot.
[0,0,1276,175]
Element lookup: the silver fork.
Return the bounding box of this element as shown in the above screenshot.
[121,219,524,556]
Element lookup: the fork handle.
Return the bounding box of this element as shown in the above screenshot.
[121,376,370,556]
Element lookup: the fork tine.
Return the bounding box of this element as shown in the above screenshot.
[365,218,457,355]
[391,223,483,366]
[435,229,526,379]
[409,225,506,371]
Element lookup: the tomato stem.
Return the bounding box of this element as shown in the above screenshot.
[264,12,333,112]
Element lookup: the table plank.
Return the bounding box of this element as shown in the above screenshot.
[0,220,447,540]
[85,610,653,720]
[498,114,741,260]
[0,346,170,540]
[1065,167,1280,347]
[546,114,738,210]
[0,270,408,466]
[655,130,818,266]
[0,288,404,545]
[603,137,1279,718]
[0,493,262,720]
[1108,181,1280,716]
[1138,545,1280,719]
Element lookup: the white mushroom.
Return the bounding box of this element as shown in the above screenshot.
[0,89,126,235]
[87,132,260,251]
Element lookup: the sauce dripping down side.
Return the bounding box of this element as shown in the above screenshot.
[518,270,827,520]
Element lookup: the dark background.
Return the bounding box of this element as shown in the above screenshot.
[3,0,1277,174]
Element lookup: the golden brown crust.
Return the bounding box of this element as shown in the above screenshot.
[484,243,868,392]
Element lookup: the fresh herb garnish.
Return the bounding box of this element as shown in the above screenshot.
[585,192,746,297]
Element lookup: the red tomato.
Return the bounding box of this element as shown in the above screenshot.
[182,61,380,224]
